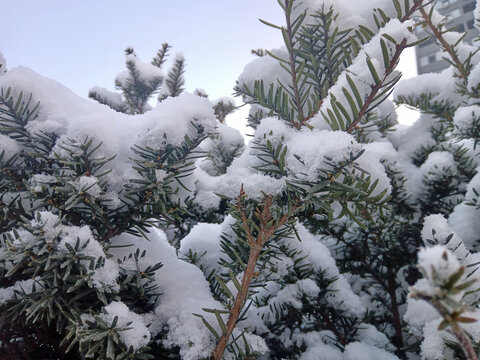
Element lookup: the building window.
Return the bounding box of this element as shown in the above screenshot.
[420,52,443,67]
[439,0,457,9]
[463,2,476,13]
[447,8,463,20]
[467,19,475,29]
[420,55,430,67]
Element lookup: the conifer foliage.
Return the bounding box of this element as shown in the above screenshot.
[2,0,480,359]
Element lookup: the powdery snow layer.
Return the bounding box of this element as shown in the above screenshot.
[116,54,163,87]
[343,342,400,360]
[195,116,391,209]
[393,67,461,106]
[311,18,416,131]
[110,230,223,360]
[449,172,480,249]
[88,86,125,110]
[0,211,119,290]
[454,105,480,132]
[416,245,463,297]
[0,66,216,194]
[0,133,20,160]
[100,301,151,351]
[294,0,399,30]
[0,278,41,304]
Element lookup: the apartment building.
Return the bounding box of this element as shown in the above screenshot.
[416,0,478,74]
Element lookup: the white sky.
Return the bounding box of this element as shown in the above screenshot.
[0,0,419,132]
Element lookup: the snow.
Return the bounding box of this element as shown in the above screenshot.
[420,319,452,360]
[393,67,461,106]
[0,133,19,160]
[299,339,343,360]
[403,294,441,337]
[198,121,245,176]
[416,245,463,297]
[179,222,223,275]
[249,224,365,323]
[52,217,120,290]
[0,278,41,303]
[449,172,480,249]
[355,323,393,351]
[268,279,321,310]
[343,342,399,360]
[254,117,392,199]
[237,48,290,100]
[454,105,480,133]
[116,54,163,87]
[294,0,398,31]
[1,211,119,290]
[70,175,102,198]
[100,301,151,351]
[0,67,216,198]
[0,51,6,74]
[110,229,223,360]
[211,96,235,108]
[194,150,286,208]
[88,86,124,110]
[468,62,480,91]
[419,151,457,181]
[312,19,416,132]
[422,214,470,261]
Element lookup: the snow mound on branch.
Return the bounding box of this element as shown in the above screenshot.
[116,54,163,86]
[110,230,223,360]
[0,278,41,303]
[343,342,399,360]
[100,301,151,351]
[0,67,216,193]
[294,0,399,30]
[0,133,19,160]
[237,48,290,96]
[449,172,480,249]
[394,67,461,105]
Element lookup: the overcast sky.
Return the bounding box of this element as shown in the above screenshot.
[0,0,418,128]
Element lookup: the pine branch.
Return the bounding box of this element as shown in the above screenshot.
[211,186,297,360]
[283,0,307,128]
[418,6,468,81]
[346,38,407,133]
[159,54,185,101]
[151,43,171,68]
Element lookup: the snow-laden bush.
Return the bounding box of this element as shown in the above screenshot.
[2,0,480,359]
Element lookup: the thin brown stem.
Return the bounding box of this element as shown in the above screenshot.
[387,270,406,359]
[211,186,296,360]
[451,322,479,360]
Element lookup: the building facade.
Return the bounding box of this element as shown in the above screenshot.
[416,0,478,74]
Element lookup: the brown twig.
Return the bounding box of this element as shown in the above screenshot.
[410,290,479,360]
[211,186,296,360]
